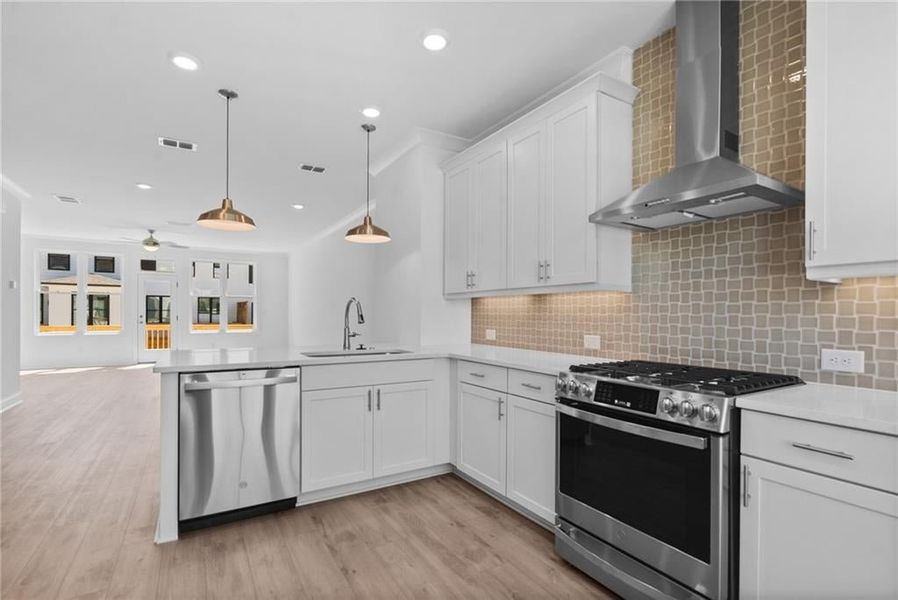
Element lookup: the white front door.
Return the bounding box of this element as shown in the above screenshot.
[138,274,175,363]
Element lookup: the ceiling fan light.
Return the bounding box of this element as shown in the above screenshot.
[345,215,391,244]
[197,198,256,231]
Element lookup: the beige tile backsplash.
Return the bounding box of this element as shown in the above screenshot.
[471,1,898,390]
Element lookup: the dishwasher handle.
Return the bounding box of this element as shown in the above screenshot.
[183,375,298,392]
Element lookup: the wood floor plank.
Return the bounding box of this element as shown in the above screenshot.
[2,367,617,599]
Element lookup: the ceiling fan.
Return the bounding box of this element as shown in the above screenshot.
[120,229,189,252]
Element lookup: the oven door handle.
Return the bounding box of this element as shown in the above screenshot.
[556,404,708,450]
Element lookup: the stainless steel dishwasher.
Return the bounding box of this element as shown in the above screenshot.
[179,368,300,528]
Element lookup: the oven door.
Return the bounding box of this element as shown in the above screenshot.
[556,399,728,600]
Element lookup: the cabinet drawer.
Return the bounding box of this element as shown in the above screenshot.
[303,360,434,391]
[457,361,507,392]
[507,369,556,405]
[742,411,898,494]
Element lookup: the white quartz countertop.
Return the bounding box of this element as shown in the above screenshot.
[736,382,898,437]
[153,343,609,377]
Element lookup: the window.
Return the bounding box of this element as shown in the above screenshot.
[38,251,77,334]
[88,294,110,325]
[227,299,254,332]
[48,253,71,271]
[193,296,220,331]
[87,254,122,333]
[146,295,171,324]
[225,262,256,332]
[94,256,115,273]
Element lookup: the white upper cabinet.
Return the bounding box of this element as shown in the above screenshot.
[471,143,508,292]
[507,123,545,289]
[442,70,637,297]
[444,164,473,294]
[544,94,598,286]
[805,1,898,281]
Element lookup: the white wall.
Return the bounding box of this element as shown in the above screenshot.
[287,221,377,347]
[368,133,471,348]
[20,235,289,369]
[1,196,22,411]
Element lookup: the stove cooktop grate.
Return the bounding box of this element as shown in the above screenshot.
[568,360,805,396]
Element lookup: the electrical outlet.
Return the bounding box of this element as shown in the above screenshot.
[485,328,497,341]
[821,349,865,374]
[584,334,602,350]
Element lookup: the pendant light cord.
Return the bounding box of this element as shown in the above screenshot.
[365,127,370,216]
[225,96,230,199]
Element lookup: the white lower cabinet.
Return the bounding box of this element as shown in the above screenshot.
[374,382,433,478]
[505,395,555,522]
[302,381,434,493]
[301,387,373,492]
[457,382,507,494]
[740,455,898,600]
[456,372,557,523]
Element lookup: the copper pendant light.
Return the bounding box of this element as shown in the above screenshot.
[345,124,390,244]
[197,89,256,231]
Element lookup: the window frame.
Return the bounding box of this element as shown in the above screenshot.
[93,256,116,274]
[47,253,71,271]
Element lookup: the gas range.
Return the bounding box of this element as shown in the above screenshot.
[555,360,804,433]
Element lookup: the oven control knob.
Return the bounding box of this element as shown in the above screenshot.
[678,400,696,418]
[700,404,719,422]
[566,379,580,395]
[660,396,677,414]
[579,382,593,398]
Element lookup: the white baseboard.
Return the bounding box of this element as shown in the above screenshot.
[297,464,453,506]
[452,467,554,532]
[1,391,22,413]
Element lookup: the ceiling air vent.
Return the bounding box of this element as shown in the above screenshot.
[158,136,197,152]
[298,163,326,174]
[54,194,80,204]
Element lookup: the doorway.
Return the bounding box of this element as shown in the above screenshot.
[138,274,176,362]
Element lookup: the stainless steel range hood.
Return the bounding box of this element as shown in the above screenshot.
[590,0,804,231]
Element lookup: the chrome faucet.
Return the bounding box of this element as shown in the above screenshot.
[343,297,366,350]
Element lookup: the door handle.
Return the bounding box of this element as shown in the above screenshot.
[183,375,297,391]
[376,388,381,411]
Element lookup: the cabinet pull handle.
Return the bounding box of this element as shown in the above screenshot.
[791,442,854,461]
[742,465,751,508]
[465,271,471,288]
[807,220,817,261]
[498,397,504,420]
[538,261,544,281]
[520,382,542,391]
[376,388,381,411]
[471,271,476,287]
[469,372,486,378]
[545,262,551,280]
[367,389,372,412]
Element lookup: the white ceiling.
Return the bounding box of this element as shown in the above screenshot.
[2,1,674,251]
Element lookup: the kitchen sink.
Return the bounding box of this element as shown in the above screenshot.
[301,349,412,358]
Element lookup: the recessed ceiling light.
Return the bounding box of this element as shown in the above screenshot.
[171,53,200,71]
[136,183,153,190]
[361,107,380,118]
[422,30,449,52]
[292,204,305,210]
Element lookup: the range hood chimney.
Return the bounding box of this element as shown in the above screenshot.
[590,0,804,231]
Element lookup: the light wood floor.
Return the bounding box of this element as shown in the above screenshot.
[1,366,616,599]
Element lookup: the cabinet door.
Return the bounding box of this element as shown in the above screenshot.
[470,143,508,292]
[457,383,507,495]
[444,163,473,294]
[507,124,545,289]
[301,387,373,492]
[373,381,433,478]
[506,395,555,522]
[740,456,898,600]
[806,1,898,275]
[545,95,597,286]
